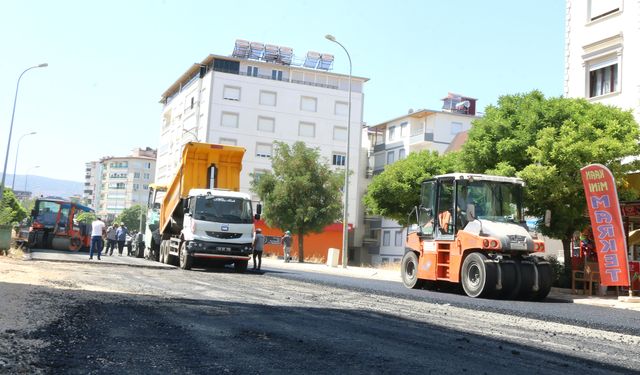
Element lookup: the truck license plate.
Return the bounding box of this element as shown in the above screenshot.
[510,242,527,250]
[217,247,231,252]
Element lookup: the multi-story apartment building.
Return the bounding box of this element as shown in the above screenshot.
[363,94,480,265]
[156,40,367,252]
[84,147,156,220]
[565,0,640,123]
[83,161,101,208]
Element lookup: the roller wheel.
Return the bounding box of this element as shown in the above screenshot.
[517,260,536,300]
[401,251,424,289]
[461,252,497,298]
[531,261,553,301]
[179,242,193,270]
[496,260,518,299]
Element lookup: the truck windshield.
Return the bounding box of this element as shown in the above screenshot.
[458,181,523,223]
[194,196,253,224]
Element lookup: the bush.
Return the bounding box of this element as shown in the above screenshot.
[547,255,571,288]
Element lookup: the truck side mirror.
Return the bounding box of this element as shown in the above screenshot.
[466,203,475,221]
[254,203,262,220]
[182,199,189,213]
[544,209,551,227]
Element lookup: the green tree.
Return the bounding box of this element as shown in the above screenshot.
[363,151,460,226]
[461,91,640,264]
[75,211,97,225]
[251,141,344,262]
[115,204,145,231]
[0,188,27,225]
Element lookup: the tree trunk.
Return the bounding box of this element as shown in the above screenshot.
[561,236,572,270]
[297,230,304,263]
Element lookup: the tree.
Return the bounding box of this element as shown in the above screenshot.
[115,204,145,231]
[251,141,344,262]
[363,151,460,226]
[461,91,640,265]
[75,211,97,225]
[0,188,27,226]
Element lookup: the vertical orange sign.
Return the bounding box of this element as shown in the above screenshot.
[580,164,630,286]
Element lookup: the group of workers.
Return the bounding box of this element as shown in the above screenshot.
[251,229,293,270]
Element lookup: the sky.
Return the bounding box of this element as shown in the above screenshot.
[0,0,566,183]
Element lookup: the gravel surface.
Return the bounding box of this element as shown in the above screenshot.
[1,256,639,374]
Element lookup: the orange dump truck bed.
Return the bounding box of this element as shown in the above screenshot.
[159,142,245,235]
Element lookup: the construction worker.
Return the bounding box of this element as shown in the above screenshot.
[282,230,292,262]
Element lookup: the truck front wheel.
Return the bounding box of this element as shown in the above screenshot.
[234,260,248,273]
[401,251,424,289]
[179,242,193,270]
[461,252,497,298]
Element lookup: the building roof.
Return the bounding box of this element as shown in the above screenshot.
[160,53,369,101]
[444,130,469,153]
[368,108,478,129]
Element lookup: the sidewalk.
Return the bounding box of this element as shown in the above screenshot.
[261,256,640,311]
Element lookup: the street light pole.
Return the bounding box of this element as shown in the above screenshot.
[11,131,36,190]
[24,165,40,193]
[326,34,352,268]
[1,63,48,200]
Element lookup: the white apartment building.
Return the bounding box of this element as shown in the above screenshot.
[156,40,368,251]
[565,0,640,123]
[84,147,157,220]
[363,94,480,265]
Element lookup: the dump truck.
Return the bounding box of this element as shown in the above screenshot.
[151,142,260,271]
[26,198,93,251]
[401,173,552,300]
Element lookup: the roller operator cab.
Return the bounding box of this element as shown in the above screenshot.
[402,173,552,300]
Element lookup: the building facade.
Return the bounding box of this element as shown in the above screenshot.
[363,94,480,265]
[83,148,156,220]
[156,40,368,252]
[565,0,640,123]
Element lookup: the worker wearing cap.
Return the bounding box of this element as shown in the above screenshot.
[252,228,265,270]
[282,230,292,263]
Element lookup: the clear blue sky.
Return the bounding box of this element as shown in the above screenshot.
[0,0,565,183]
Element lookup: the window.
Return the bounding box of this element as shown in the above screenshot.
[398,148,406,160]
[133,183,139,191]
[213,59,240,74]
[333,126,347,141]
[451,121,463,135]
[299,122,315,137]
[143,173,150,179]
[335,101,348,116]
[272,70,283,81]
[259,91,277,106]
[300,96,317,112]
[256,143,273,158]
[144,162,151,169]
[247,66,258,77]
[395,231,403,246]
[383,231,390,246]
[589,0,621,21]
[134,172,140,178]
[387,151,395,164]
[109,161,128,168]
[190,97,195,109]
[221,112,239,128]
[400,122,408,137]
[388,126,396,141]
[257,117,275,132]
[143,184,149,190]
[219,137,237,146]
[223,86,241,101]
[253,169,269,183]
[589,60,618,98]
[332,153,346,166]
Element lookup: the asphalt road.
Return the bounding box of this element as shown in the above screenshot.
[1,256,640,374]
